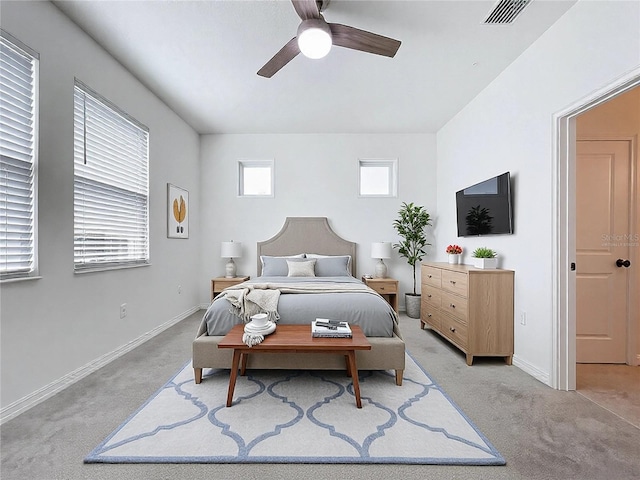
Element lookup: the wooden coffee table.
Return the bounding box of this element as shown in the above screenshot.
[218,324,372,408]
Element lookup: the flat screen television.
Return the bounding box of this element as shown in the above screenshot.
[456,172,513,237]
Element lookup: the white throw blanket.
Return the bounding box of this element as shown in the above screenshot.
[223,287,281,323]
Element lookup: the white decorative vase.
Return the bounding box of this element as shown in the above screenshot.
[448,254,461,264]
[473,257,498,269]
[249,313,269,327]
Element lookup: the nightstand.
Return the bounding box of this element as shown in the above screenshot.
[211,276,250,301]
[362,276,398,313]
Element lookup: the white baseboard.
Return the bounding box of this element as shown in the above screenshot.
[512,355,551,387]
[0,306,200,425]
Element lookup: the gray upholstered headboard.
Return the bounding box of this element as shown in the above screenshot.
[257,217,357,276]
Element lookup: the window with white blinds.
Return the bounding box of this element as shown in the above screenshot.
[0,32,38,281]
[73,80,149,272]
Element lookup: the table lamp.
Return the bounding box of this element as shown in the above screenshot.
[371,242,391,278]
[221,241,242,278]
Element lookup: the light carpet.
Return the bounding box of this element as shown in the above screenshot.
[85,353,505,465]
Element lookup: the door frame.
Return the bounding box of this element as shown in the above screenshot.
[552,67,640,391]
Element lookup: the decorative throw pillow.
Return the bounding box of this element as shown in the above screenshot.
[306,255,352,277]
[287,259,316,277]
[260,254,305,276]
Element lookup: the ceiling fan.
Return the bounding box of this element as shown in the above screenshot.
[257,0,401,78]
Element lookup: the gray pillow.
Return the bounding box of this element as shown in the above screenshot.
[287,259,316,277]
[312,256,352,277]
[260,255,305,276]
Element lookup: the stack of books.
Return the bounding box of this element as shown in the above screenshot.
[311,319,352,338]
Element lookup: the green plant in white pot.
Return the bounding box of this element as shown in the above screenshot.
[471,247,498,269]
[393,202,432,318]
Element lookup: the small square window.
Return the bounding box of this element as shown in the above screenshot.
[239,160,274,197]
[359,159,397,197]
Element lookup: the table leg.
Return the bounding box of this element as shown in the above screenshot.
[346,351,362,408]
[240,353,248,375]
[226,349,242,407]
[344,354,352,377]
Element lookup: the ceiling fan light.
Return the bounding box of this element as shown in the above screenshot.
[297,21,332,59]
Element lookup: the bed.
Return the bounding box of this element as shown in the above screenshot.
[192,217,406,385]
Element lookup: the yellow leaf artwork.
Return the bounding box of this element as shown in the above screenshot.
[167,184,188,238]
[173,195,186,224]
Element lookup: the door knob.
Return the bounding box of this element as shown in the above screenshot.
[616,259,631,268]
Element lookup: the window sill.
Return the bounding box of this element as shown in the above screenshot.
[74,263,151,275]
[0,275,43,285]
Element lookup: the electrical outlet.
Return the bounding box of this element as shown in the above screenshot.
[177,285,182,294]
[520,311,526,326]
[120,303,127,319]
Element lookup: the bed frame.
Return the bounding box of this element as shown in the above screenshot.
[192,217,406,385]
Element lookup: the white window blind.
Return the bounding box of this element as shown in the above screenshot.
[0,32,38,280]
[73,80,149,272]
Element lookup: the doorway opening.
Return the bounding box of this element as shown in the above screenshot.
[552,68,640,396]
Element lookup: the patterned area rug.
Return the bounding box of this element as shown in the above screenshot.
[85,353,505,465]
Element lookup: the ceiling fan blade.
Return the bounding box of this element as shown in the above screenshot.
[257,37,300,78]
[291,0,320,21]
[329,23,401,58]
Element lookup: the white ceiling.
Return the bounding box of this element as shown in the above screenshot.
[52,0,576,134]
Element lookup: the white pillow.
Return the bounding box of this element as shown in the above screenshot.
[287,259,316,277]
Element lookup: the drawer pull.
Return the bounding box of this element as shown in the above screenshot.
[427,294,432,298]
[380,287,385,291]
[449,327,456,332]
[427,274,432,278]
[427,314,432,318]
[450,280,456,285]
[449,303,456,308]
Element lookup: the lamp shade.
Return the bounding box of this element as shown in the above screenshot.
[221,241,242,258]
[371,242,391,259]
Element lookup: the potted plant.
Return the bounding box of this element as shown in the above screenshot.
[393,202,432,318]
[445,244,462,264]
[471,247,497,269]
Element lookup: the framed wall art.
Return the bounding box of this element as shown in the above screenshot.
[167,183,189,239]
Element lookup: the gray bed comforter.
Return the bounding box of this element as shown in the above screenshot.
[201,276,397,337]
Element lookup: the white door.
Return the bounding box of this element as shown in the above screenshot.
[576,139,632,363]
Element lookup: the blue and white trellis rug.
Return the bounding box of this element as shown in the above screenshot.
[85,353,505,465]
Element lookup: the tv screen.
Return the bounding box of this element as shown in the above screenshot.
[456,172,513,237]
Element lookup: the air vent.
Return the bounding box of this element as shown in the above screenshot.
[484,0,531,24]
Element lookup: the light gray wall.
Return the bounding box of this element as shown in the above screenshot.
[0,1,201,408]
[199,133,437,301]
[435,0,640,384]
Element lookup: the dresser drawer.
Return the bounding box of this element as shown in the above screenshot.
[440,313,468,349]
[421,303,440,330]
[440,291,468,323]
[441,270,468,297]
[421,265,441,288]
[421,285,441,308]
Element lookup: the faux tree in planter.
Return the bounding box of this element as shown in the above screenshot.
[393,202,432,318]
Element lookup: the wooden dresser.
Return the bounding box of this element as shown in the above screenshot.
[420,262,514,366]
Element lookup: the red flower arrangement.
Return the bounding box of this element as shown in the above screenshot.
[446,244,462,255]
